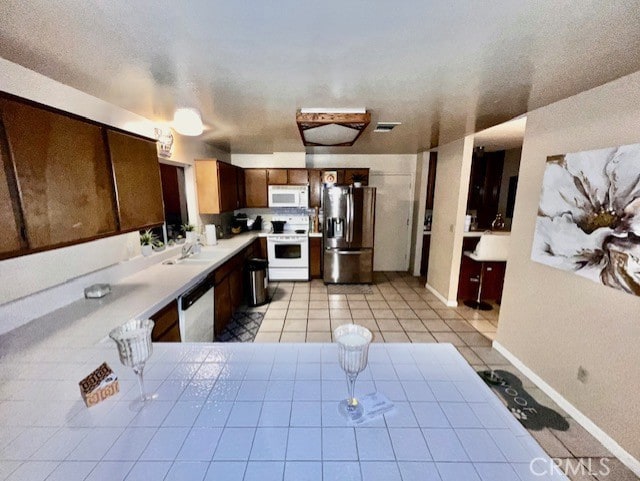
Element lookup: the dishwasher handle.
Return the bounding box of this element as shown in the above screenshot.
[181,276,214,311]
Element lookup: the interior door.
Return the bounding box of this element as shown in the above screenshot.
[369,173,412,271]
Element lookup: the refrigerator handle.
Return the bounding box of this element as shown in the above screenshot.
[347,189,354,243]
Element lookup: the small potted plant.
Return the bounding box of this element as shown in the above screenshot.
[351,173,366,187]
[139,229,158,257]
[152,240,165,252]
[182,223,197,242]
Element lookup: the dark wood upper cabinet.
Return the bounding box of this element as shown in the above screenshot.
[107,130,164,231]
[0,114,25,257]
[288,169,309,184]
[308,169,322,208]
[467,150,505,229]
[2,98,118,249]
[245,169,269,207]
[236,166,246,209]
[425,152,438,210]
[218,161,239,213]
[267,168,287,185]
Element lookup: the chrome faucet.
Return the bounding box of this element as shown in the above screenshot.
[180,242,195,259]
[179,239,204,259]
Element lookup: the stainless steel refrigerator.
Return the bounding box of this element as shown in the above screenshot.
[323,185,376,283]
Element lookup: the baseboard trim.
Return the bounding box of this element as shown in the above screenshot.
[425,282,458,307]
[492,341,640,477]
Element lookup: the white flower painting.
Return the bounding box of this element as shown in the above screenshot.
[532,142,640,296]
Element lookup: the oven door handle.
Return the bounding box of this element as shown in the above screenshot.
[267,239,306,243]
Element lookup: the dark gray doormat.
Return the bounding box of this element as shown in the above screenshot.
[216,312,265,342]
[327,284,374,295]
[479,369,569,431]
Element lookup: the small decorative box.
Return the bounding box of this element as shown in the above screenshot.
[79,362,119,407]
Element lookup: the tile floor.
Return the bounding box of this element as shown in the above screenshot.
[240,271,638,481]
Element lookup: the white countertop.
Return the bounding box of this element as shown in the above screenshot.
[0,342,563,481]
[0,232,262,356]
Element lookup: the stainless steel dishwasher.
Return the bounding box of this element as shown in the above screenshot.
[178,274,215,342]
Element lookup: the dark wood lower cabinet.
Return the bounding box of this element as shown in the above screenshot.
[420,234,431,276]
[259,237,268,259]
[213,242,261,337]
[457,237,506,303]
[150,300,181,342]
[310,237,322,278]
[214,278,231,338]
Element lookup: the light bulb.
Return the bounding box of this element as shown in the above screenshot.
[172,108,203,136]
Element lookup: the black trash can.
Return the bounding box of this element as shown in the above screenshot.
[246,258,269,306]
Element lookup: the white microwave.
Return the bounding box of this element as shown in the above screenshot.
[268,185,309,208]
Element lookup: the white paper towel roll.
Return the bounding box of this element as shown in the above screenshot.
[205,224,217,245]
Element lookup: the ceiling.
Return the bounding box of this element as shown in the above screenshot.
[1,1,640,154]
[474,116,526,152]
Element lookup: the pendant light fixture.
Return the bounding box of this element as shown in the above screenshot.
[296,108,370,146]
[172,108,203,136]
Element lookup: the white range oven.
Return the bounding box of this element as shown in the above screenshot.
[267,215,309,281]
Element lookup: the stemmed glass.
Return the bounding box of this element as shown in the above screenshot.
[333,324,373,421]
[109,319,156,408]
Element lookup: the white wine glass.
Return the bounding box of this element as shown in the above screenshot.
[109,319,156,408]
[333,324,373,421]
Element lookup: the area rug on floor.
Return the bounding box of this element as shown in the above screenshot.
[215,311,265,342]
[479,369,570,431]
[327,284,374,295]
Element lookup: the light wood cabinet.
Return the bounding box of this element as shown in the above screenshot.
[195,159,243,214]
[267,168,288,185]
[2,98,118,249]
[107,130,164,231]
[245,169,269,207]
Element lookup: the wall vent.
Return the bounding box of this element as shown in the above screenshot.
[374,122,401,132]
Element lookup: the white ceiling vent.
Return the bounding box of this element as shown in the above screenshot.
[374,122,401,133]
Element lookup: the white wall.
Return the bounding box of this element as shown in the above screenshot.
[232,152,305,168]
[307,154,418,272]
[306,154,417,175]
[497,70,640,469]
[426,137,474,305]
[0,59,219,306]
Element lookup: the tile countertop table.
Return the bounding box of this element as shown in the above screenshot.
[0,342,568,481]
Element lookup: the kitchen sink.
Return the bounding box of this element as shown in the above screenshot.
[162,249,232,265]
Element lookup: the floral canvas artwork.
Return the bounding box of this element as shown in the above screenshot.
[532,142,640,296]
